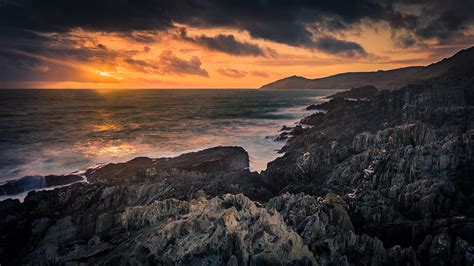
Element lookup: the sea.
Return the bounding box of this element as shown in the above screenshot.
[0,89,335,184]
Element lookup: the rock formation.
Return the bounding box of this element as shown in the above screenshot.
[327,85,378,99]
[15,193,315,265]
[0,146,272,264]
[262,69,474,265]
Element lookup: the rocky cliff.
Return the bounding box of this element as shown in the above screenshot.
[1,66,474,265]
[262,70,474,265]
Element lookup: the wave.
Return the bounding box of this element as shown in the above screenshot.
[0,89,334,198]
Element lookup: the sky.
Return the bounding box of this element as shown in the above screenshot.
[0,0,473,89]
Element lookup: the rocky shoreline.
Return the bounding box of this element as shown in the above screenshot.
[1,70,474,265]
[261,70,474,265]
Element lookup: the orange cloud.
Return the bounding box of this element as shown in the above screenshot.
[1,24,471,89]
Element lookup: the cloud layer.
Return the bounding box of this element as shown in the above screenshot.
[185,33,266,57]
[2,1,472,47]
[0,0,473,87]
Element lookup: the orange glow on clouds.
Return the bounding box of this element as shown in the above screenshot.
[5,25,471,89]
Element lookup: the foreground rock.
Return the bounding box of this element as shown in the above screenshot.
[85,146,250,184]
[0,146,272,264]
[268,193,474,265]
[16,194,314,265]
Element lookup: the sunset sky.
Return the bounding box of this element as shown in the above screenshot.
[1,0,473,89]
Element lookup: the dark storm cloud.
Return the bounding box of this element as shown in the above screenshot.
[0,49,48,82]
[0,0,173,33]
[314,37,368,57]
[0,0,473,61]
[384,0,474,47]
[185,34,265,57]
[0,49,117,84]
[0,29,133,83]
[169,1,394,46]
[119,31,161,43]
[395,34,418,48]
[158,50,209,77]
[0,2,433,38]
[0,31,74,84]
[125,51,209,77]
[0,29,122,64]
[404,0,474,40]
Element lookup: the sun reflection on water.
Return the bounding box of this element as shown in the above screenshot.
[92,123,121,131]
[0,89,335,182]
[83,141,138,158]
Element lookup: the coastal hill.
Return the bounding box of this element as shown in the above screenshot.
[260,46,474,90]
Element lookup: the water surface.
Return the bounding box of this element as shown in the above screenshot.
[0,89,334,181]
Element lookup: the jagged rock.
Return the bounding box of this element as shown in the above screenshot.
[267,193,387,265]
[263,71,474,264]
[19,194,315,265]
[281,125,292,131]
[327,85,379,100]
[269,126,305,142]
[306,97,358,112]
[0,147,272,265]
[266,132,290,141]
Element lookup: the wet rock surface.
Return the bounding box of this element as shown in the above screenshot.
[269,125,305,143]
[1,68,474,264]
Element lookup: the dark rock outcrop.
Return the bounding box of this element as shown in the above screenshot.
[267,193,474,265]
[0,146,272,265]
[267,193,385,265]
[306,97,358,111]
[18,194,315,265]
[327,85,379,99]
[262,70,474,264]
[85,146,250,184]
[269,125,305,143]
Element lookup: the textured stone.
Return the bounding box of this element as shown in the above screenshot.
[20,194,316,265]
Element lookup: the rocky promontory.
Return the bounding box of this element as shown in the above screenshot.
[262,69,474,264]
